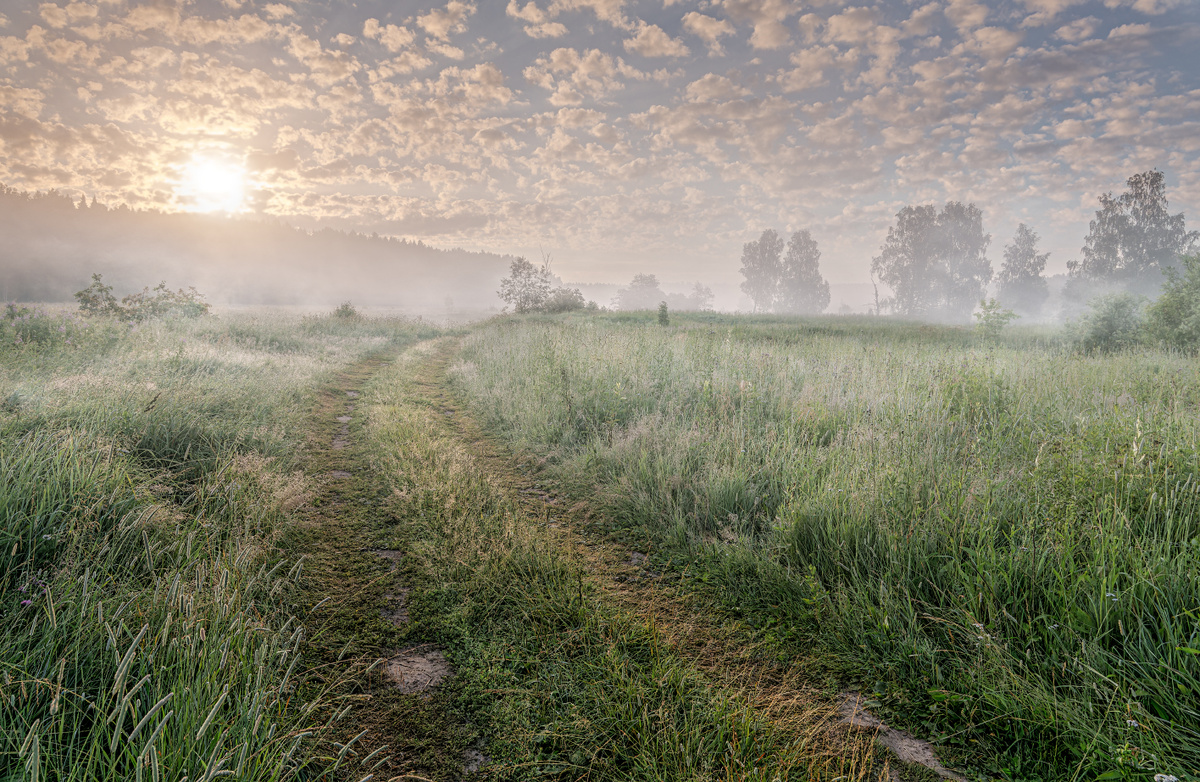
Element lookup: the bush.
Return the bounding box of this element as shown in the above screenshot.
[74,274,210,321]
[1,303,91,349]
[333,300,359,318]
[973,297,1017,342]
[658,301,669,326]
[1147,254,1200,351]
[542,287,587,313]
[1076,292,1145,353]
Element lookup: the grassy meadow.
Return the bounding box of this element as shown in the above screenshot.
[0,307,436,781]
[4,300,1199,782]
[449,312,1200,780]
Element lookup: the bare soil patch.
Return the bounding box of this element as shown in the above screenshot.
[386,644,452,695]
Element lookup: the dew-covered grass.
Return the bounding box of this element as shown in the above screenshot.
[449,311,1200,780]
[0,307,437,780]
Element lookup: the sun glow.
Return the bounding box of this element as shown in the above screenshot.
[177,153,248,213]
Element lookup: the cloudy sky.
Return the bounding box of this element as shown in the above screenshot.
[1,0,1198,299]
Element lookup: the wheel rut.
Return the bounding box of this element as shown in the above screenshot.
[407,336,965,782]
[293,348,481,782]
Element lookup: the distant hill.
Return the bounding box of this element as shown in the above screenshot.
[0,185,512,311]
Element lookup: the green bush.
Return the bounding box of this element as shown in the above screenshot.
[1077,292,1144,353]
[1,303,91,349]
[333,300,358,318]
[1147,254,1200,351]
[973,297,1017,342]
[542,287,587,313]
[74,274,210,321]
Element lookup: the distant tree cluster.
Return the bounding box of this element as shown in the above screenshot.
[738,229,831,314]
[870,203,991,320]
[609,274,713,312]
[497,257,591,314]
[857,168,1197,326]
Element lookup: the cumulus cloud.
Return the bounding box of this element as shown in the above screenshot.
[506,1,569,37]
[417,1,476,41]
[624,21,690,57]
[364,18,416,52]
[720,0,795,49]
[682,11,734,55]
[1054,16,1100,41]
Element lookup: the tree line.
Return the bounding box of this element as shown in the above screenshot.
[739,169,1197,320]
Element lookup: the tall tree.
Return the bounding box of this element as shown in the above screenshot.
[871,202,992,320]
[1068,169,1198,291]
[776,230,830,315]
[738,229,783,312]
[997,223,1049,316]
[497,256,551,313]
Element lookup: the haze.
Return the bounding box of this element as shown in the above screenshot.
[1,0,1198,309]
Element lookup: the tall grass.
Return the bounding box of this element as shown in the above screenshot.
[1,308,433,780]
[361,340,866,780]
[450,312,1200,779]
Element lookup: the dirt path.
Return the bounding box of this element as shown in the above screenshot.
[292,349,484,781]
[291,339,964,782]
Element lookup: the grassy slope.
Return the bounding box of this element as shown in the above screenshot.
[448,311,1200,782]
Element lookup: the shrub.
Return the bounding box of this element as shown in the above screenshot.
[657,301,669,326]
[333,300,359,318]
[73,274,210,321]
[1077,292,1145,353]
[73,273,122,317]
[1,302,91,349]
[973,297,1018,342]
[1147,253,1200,351]
[542,287,587,313]
[121,281,211,320]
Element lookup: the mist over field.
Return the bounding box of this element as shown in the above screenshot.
[0,187,516,313]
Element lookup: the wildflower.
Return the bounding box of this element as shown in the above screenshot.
[1127,719,1140,728]
[1155,774,1180,782]
[20,600,31,606]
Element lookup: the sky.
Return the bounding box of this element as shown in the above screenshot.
[1,0,1198,301]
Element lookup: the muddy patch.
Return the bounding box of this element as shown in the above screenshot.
[346,390,360,399]
[386,644,451,695]
[335,415,352,423]
[382,588,410,626]
[372,548,404,571]
[838,693,964,781]
[462,740,490,774]
[329,470,352,479]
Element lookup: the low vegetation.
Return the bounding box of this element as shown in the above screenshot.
[7,282,1200,781]
[0,301,432,780]
[450,311,1200,780]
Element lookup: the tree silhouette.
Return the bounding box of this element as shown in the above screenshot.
[1068,169,1198,293]
[614,273,666,310]
[738,229,783,313]
[497,256,552,312]
[997,223,1049,316]
[776,230,830,315]
[871,202,991,320]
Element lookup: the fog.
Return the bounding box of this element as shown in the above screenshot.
[0,187,514,317]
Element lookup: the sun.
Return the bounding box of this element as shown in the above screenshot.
[177,152,249,213]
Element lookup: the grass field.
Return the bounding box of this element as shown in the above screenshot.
[3,304,1198,781]
[0,308,436,781]
[449,311,1200,781]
